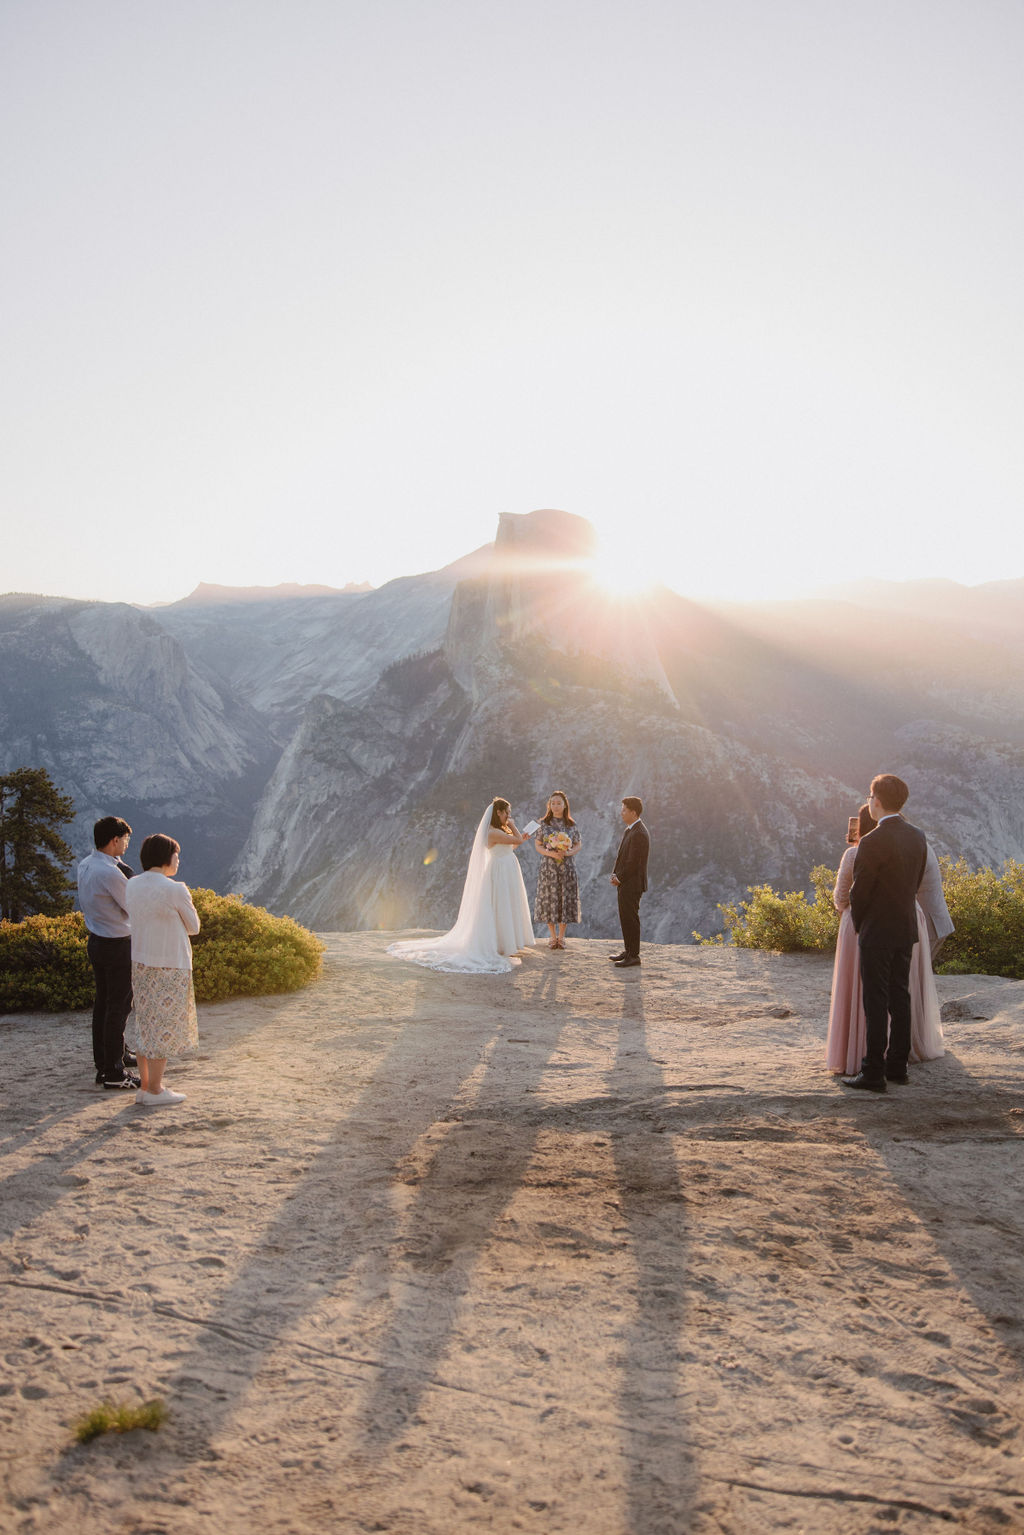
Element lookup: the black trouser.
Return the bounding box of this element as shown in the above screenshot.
[617,880,643,958]
[858,940,914,1082]
[87,934,133,1078]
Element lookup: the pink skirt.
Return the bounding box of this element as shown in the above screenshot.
[826,907,944,1075]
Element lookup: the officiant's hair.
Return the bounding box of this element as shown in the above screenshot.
[869,774,909,813]
[622,796,643,816]
[542,790,575,826]
[490,798,511,827]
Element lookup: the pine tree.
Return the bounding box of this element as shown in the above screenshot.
[0,768,76,922]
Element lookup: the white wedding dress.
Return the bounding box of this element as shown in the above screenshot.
[387,807,535,973]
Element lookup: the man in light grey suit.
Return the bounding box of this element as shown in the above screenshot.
[917,845,954,962]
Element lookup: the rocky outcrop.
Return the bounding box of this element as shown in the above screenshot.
[231,636,851,940]
[155,549,492,728]
[446,509,674,698]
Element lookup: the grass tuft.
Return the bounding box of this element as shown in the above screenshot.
[73,1397,168,1444]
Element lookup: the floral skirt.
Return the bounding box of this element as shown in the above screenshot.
[126,963,198,1059]
[534,859,581,925]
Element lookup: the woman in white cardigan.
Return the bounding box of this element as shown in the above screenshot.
[124,834,200,1107]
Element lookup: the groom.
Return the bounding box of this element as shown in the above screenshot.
[609,796,650,968]
[842,774,927,1093]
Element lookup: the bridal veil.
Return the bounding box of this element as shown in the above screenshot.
[387,806,519,973]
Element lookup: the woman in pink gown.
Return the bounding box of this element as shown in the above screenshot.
[826,804,944,1075]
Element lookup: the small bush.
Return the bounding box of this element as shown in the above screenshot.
[696,857,1024,979]
[695,865,840,952]
[0,912,94,1011]
[73,1397,168,1443]
[936,858,1024,979]
[0,891,324,1012]
[190,889,325,1002]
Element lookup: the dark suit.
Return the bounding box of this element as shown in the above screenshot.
[613,819,650,958]
[849,815,928,1082]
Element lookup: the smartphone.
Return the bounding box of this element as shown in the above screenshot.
[847,816,859,844]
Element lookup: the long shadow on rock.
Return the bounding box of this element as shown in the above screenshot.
[145,969,512,1466]
[605,979,698,1533]
[858,1050,1024,1380]
[350,980,571,1445]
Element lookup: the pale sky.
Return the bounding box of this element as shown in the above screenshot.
[2,0,1022,606]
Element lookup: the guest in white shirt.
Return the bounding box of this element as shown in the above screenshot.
[77,815,139,1089]
[124,834,200,1108]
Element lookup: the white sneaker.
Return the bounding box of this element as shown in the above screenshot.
[139,1088,186,1107]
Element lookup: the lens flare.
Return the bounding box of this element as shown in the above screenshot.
[588,549,654,599]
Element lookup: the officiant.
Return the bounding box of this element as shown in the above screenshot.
[533,790,582,950]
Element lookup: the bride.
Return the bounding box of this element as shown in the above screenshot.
[388,798,536,973]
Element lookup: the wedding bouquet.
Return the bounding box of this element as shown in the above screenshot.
[544,830,573,860]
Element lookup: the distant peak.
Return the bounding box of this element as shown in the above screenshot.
[494,509,598,565]
[169,580,373,607]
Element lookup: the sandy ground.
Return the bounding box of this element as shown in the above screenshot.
[1,933,1024,1535]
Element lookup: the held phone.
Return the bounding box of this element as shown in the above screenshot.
[847,816,859,844]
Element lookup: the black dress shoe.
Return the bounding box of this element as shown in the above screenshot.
[609,952,628,962]
[840,1072,886,1093]
[614,956,641,967]
[123,1051,138,1069]
[885,1070,910,1084]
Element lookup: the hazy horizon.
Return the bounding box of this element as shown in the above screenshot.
[6,518,1024,613]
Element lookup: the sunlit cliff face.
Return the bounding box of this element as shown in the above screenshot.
[487,509,653,599]
[442,509,674,700]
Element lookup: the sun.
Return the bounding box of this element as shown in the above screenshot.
[587,549,655,599]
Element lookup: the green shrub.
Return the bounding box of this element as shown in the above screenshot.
[189,889,325,1002]
[0,912,94,1011]
[696,856,1024,979]
[0,890,324,1012]
[936,858,1024,979]
[695,865,840,952]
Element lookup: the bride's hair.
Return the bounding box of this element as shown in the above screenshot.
[541,789,575,826]
[490,797,511,828]
[851,802,877,843]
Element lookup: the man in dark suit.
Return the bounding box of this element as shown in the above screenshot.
[842,774,928,1093]
[609,796,650,968]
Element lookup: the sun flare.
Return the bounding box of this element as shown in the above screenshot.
[588,551,655,599]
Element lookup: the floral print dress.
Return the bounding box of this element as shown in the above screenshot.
[533,817,582,925]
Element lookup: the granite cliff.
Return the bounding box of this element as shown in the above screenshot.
[229,510,1024,940]
[0,595,274,890]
